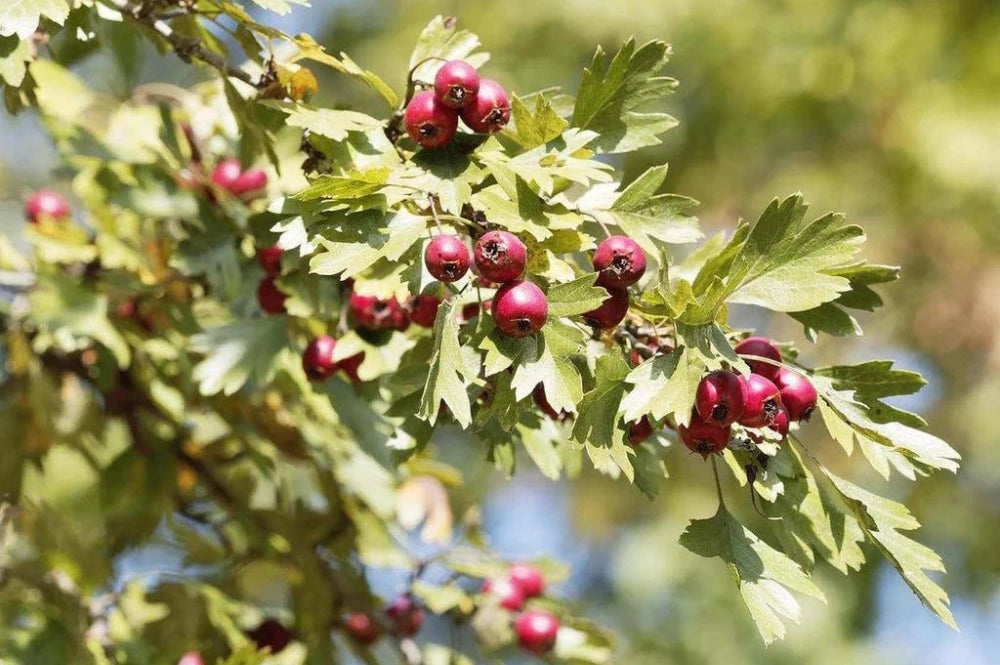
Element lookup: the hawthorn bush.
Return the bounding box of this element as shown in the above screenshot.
[0,3,961,664]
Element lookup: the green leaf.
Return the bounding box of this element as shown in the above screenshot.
[171,231,242,301]
[510,322,584,416]
[245,0,309,17]
[28,274,131,368]
[263,102,382,141]
[0,35,31,86]
[545,273,608,318]
[518,420,564,480]
[398,148,488,215]
[0,0,70,40]
[412,581,474,614]
[488,128,614,196]
[680,504,826,644]
[292,34,398,107]
[408,15,488,85]
[571,38,678,153]
[420,300,477,427]
[819,467,956,629]
[790,264,900,340]
[508,93,569,149]
[189,317,289,396]
[572,354,634,480]
[309,210,428,279]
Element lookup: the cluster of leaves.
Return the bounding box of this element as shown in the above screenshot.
[0,2,961,662]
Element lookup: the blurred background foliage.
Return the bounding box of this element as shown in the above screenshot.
[3,0,999,662]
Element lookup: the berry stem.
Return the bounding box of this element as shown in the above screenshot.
[711,456,726,508]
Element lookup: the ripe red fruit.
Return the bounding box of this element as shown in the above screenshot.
[770,405,791,437]
[508,562,546,598]
[349,293,409,331]
[231,168,267,196]
[514,610,560,655]
[533,385,569,421]
[434,60,481,109]
[773,368,818,421]
[739,374,783,428]
[408,294,441,328]
[593,236,646,288]
[211,158,243,192]
[425,235,471,282]
[679,412,732,456]
[257,245,283,275]
[338,351,366,383]
[628,416,654,445]
[257,277,287,314]
[385,595,424,637]
[493,281,548,337]
[404,90,459,149]
[247,618,291,654]
[482,577,526,611]
[474,230,527,283]
[695,370,745,427]
[460,79,511,133]
[24,189,71,223]
[178,652,204,665]
[303,335,337,381]
[734,337,783,380]
[583,286,629,329]
[343,612,381,646]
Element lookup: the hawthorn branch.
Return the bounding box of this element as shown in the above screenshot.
[102,0,261,88]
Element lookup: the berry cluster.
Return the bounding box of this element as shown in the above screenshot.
[481,563,560,654]
[404,60,511,149]
[679,336,818,455]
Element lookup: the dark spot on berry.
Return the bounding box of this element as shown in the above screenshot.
[482,240,502,261]
[419,123,439,138]
[448,86,467,103]
[515,318,532,332]
[763,397,779,419]
[610,255,631,275]
[487,108,505,124]
[711,403,729,422]
[442,261,459,277]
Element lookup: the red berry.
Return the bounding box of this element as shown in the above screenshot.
[349,293,409,331]
[211,158,243,193]
[405,90,459,149]
[343,612,381,646]
[24,189,71,223]
[434,60,481,109]
[679,412,732,456]
[583,286,629,329]
[533,385,568,421]
[460,79,511,133]
[257,245,283,275]
[628,416,654,445]
[338,351,366,383]
[493,281,548,337]
[257,276,287,314]
[734,337,782,380]
[695,370,746,427]
[178,653,204,665]
[231,168,267,196]
[593,236,646,288]
[482,577,526,611]
[425,235,471,282]
[385,595,424,637]
[508,562,546,598]
[114,299,138,320]
[738,374,783,428]
[303,335,337,381]
[514,610,559,655]
[247,618,291,654]
[770,405,791,437]
[474,230,527,283]
[461,301,484,322]
[408,294,441,328]
[773,368,818,422]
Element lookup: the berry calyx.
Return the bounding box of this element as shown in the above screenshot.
[257,245,283,275]
[349,293,409,331]
[211,158,243,193]
[493,281,548,337]
[404,90,459,149]
[514,610,560,655]
[679,412,732,456]
[408,294,442,328]
[474,230,527,283]
[303,335,337,381]
[773,368,818,421]
[695,370,746,427]
[178,652,204,665]
[385,595,424,637]
[738,374,783,428]
[507,562,546,598]
[247,618,291,654]
[734,337,783,381]
[460,79,511,133]
[425,235,471,282]
[593,236,646,288]
[482,577,526,611]
[434,60,481,109]
[343,612,381,646]
[25,189,71,223]
[628,416,654,445]
[257,276,287,314]
[583,286,629,329]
